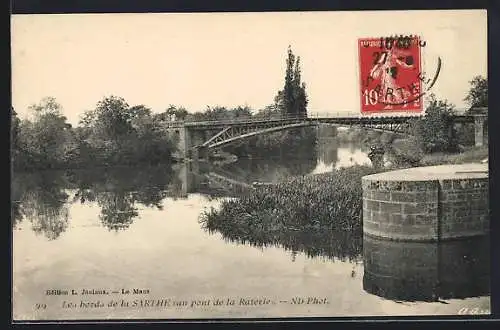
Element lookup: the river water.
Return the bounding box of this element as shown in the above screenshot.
[11,141,490,320]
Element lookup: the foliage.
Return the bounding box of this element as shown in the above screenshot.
[410,94,459,153]
[89,96,133,141]
[28,97,64,119]
[11,46,316,171]
[464,75,488,108]
[183,105,253,122]
[13,96,177,171]
[275,46,308,117]
[455,123,476,147]
[386,137,424,167]
[158,105,189,121]
[199,165,379,261]
[11,108,21,165]
[12,99,75,170]
[12,95,315,171]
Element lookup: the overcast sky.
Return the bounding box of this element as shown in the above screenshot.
[11,10,487,125]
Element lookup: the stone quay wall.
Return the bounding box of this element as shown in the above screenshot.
[438,178,489,239]
[362,175,489,242]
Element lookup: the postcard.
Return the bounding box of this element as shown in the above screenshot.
[11,9,489,321]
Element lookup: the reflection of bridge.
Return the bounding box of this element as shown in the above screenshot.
[204,172,254,196]
[162,110,486,160]
[175,161,257,197]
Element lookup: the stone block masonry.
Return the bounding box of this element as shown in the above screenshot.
[438,177,489,239]
[362,164,489,242]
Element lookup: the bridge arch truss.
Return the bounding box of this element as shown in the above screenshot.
[195,116,423,150]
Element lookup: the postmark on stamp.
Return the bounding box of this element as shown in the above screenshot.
[358,35,440,114]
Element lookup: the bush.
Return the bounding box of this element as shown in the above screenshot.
[387,138,425,167]
[199,165,379,261]
[411,95,459,153]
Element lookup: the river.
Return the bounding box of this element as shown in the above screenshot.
[11,140,490,320]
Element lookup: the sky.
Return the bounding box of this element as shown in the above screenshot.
[11,10,487,125]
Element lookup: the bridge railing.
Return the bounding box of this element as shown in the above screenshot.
[162,112,366,127]
[161,110,472,127]
[309,111,364,118]
[164,114,310,127]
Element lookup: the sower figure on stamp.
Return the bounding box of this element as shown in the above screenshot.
[369,47,415,108]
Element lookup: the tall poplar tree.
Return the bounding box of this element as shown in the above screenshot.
[275,46,308,117]
[293,56,308,117]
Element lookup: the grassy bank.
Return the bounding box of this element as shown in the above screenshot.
[384,142,488,170]
[419,146,488,166]
[199,165,379,261]
[199,145,488,260]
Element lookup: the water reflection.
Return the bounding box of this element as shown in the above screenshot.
[70,167,182,231]
[11,140,367,239]
[363,235,490,302]
[201,218,363,263]
[218,155,319,184]
[97,192,139,231]
[12,172,70,240]
[198,142,365,262]
[11,166,183,237]
[317,138,339,166]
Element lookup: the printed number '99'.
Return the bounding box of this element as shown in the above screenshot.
[34,303,47,310]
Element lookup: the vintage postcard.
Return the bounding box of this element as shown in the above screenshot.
[11,10,489,321]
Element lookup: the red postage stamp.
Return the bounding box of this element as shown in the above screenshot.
[358,36,423,114]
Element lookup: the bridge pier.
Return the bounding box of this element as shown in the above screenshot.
[176,157,210,194]
[164,125,191,159]
[164,125,209,160]
[177,160,195,194]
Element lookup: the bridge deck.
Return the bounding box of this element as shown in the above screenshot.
[162,113,474,129]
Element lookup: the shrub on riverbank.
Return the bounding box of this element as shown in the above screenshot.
[199,165,379,261]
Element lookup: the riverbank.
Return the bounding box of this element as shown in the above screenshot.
[420,146,488,166]
[199,165,379,257]
[199,146,488,249]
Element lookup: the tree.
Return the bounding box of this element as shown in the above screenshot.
[231,105,253,119]
[92,96,133,141]
[412,94,458,153]
[163,105,188,121]
[77,96,135,164]
[275,46,309,117]
[292,56,308,118]
[128,104,152,120]
[15,97,74,169]
[464,75,488,108]
[79,110,96,128]
[253,104,281,120]
[282,46,295,116]
[28,97,63,119]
